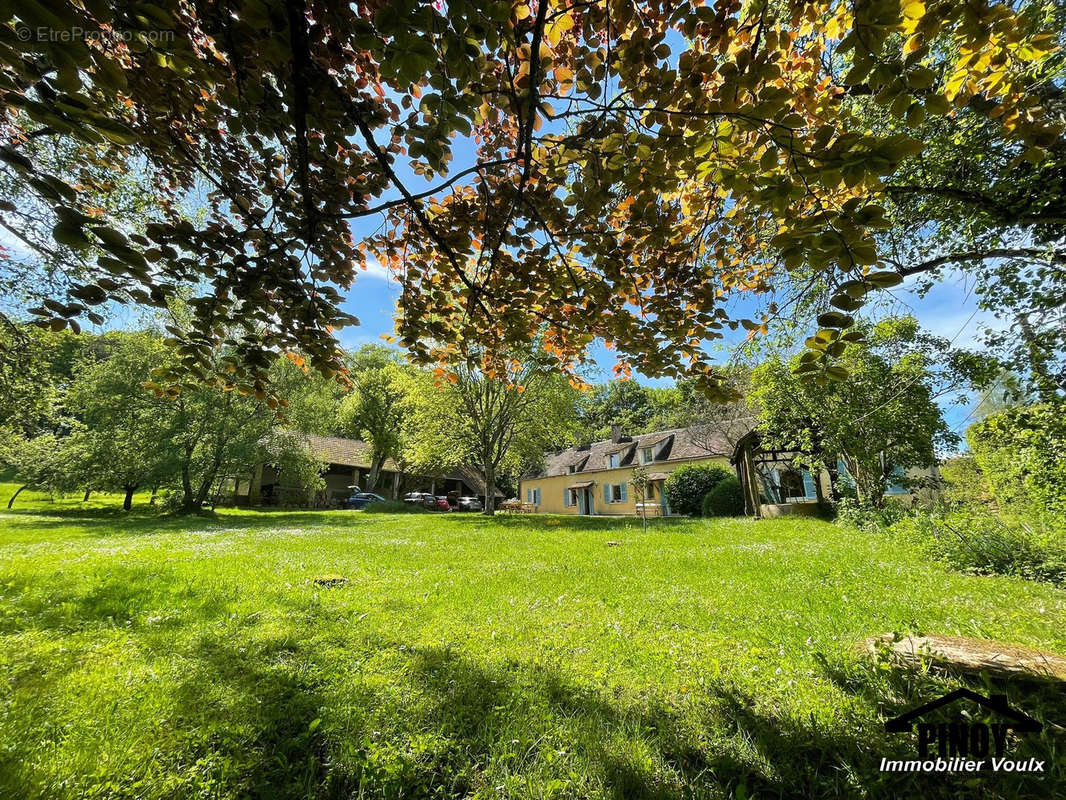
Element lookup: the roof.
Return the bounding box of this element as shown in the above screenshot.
[448,463,504,497]
[299,433,400,471]
[294,434,500,495]
[531,420,754,479]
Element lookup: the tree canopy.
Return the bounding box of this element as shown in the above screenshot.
[747,316,986,505]
[2,0,1060,395]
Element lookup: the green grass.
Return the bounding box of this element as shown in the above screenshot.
[2,484,1065,799]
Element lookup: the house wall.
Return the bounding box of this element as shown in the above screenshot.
[519,456,732,515]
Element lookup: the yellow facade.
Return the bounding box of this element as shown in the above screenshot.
[520,456,732,516]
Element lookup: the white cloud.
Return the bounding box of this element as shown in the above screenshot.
[355,254,394,283]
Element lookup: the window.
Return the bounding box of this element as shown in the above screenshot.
[608,453,619,468]
[526,487,541,504]
[640,447,654,464]
[568,464,576,473]
[607,483,626,503]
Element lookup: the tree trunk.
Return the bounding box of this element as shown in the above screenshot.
[7,485,27,509]
[367,454,384,493]
[122,485,136,511]
[180,461,196,513]
[149,486,158,505]
[482,462,496,516]
[82,488,91,502]
[825,461,841,503]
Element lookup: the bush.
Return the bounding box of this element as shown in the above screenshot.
[663,464,733,517]
[967,402,1066,518]
[889,508,1066,586]
[363,500,426,513]
[834,498,910,532]
[701,476,744,517]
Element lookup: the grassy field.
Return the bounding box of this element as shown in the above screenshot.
[1,485,1064,799]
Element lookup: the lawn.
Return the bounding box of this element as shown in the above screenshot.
[1,486,1064,799]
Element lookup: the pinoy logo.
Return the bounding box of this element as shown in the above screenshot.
[882,689,1045,774]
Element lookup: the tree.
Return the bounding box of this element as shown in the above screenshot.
[967,402,1066,518]
[576,381,681,443]
[630,465,651,533]
[2,0,1057,394]
[0,325,83,439]
[259,431,327,507]
[337,346,412,493]
[407,346,580,514]
[4,432,89,508]
[847,0,1066,399]
[748,317,983,507]
[66,332,181,509]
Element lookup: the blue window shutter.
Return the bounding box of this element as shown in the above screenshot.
[604,484,610,504]
[620,483,627,501]
[564,489,569,507]
[536,488,541,505]
[801,469,816,499]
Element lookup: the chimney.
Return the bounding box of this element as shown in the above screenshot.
[611,424,623,443]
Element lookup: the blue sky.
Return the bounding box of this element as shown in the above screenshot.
[335,130,999,440]
[336,242,998,439]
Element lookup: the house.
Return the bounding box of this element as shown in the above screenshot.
[230,433,499,508]
[519,423,742,516]
[519,422,929,517]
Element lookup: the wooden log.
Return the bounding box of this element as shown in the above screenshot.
[864,633,1066,682]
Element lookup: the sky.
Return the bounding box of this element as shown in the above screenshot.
[332,128,1001,443]
[0,96,1000,448]
[335,240,1000,440]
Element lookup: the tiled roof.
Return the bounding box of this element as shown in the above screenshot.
[299,433,400,470]
[296,433,499,495]
[532,420,754,478]
[449,463,505,497]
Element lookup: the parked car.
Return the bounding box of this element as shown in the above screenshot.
[340,485,362,508]
[403,492,438,510]
[348,492,387,510]
[456,496,483,512]
[433,496,451,511]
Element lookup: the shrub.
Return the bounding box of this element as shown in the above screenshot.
[663,464,733,517]
[834,498,910,532]
[967,402,1066,518]
[363,499,426,513]
[888,508,1066,586]
[701,476,744,517]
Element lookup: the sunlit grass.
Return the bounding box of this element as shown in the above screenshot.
[1,483,1064,798]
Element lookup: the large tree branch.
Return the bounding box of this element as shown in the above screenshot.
[886,184,1066,226]
[888,247,1066,278]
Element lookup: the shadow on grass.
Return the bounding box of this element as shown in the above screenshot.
[817,651,1066,799]
[5,609,1063,800]
[1,505,706,538]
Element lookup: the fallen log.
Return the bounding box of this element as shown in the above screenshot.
[864,634,1066,682]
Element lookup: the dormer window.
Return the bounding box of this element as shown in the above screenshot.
[608,453,619,468]
[568,464,577,473]
[640,447,654,464]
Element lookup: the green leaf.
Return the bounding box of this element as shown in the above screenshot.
[865,270,903,288]
[829,294,863,311]
[816,312,854,328]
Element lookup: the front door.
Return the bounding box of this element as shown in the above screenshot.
[576,487,595,515]
[659,481,670,515]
